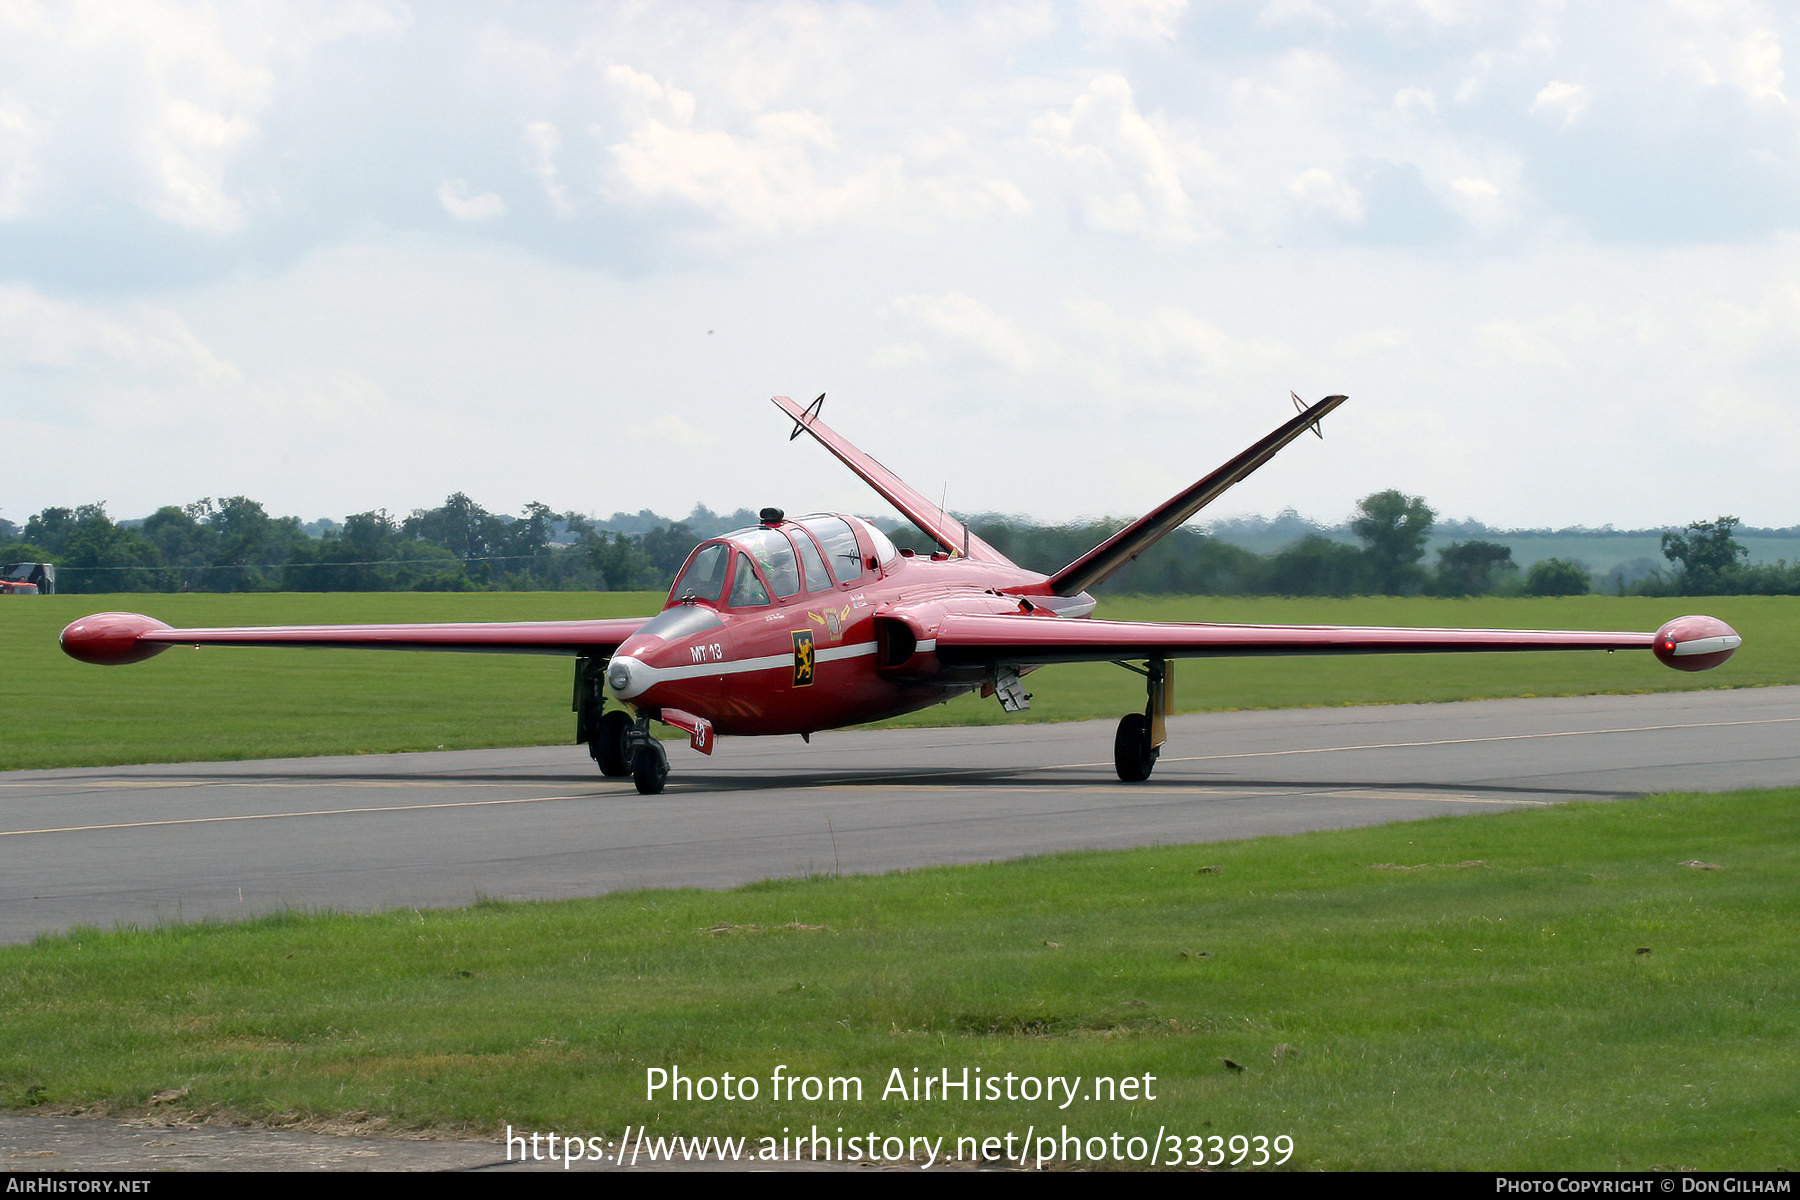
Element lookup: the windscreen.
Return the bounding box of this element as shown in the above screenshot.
[669,543,730,603]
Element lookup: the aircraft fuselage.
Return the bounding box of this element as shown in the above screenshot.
[605,515,1081,737]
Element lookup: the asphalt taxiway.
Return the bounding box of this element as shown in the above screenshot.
[5,687,1796,945]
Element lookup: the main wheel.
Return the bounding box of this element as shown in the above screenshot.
[591,709,631,777]
[1114,712,1158,782]
[632,744,669,795]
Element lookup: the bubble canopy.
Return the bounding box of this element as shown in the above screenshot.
[665,514,892,610]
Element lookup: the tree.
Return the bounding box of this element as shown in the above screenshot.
[195,496,303,591]
[640,522,699,583]
[22,507,77,556]
[142,506,215,590]
[1265,534,1366,596]
[1351,490,1435,594]
[53,504,161,593]
[1661,516,1747,595]
[1432,540,1516,596]
[1524,557,1591,596]
[590,531,651,591]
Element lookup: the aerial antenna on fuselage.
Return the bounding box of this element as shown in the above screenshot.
[789,393,826,441]
[940,481,968,559]
[1292,390,1327,439]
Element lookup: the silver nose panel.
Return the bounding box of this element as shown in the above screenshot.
[607,656,645,699]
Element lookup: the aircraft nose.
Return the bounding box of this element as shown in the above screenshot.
[607,654,650,700]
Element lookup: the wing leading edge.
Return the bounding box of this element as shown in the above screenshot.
[932,612,1742,673]
[60,612,651,666]
[1046,394,1348,597]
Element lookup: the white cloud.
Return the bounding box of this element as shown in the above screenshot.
[437,179,507,221]
[1394,86,1437,117]
[1032,74,1206,240]
[521,122,575,216]
[0,95,37,218]
[1728,26,1786,102]
[0,283,239,385]
[1289,167,1363,222]
[892,292,1047,372]
[1077,0,1188,41]
[1530,80,1588,126]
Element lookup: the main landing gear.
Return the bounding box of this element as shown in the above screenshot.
[575,655,666,793]
[591,710,630,777]
[1113,658,1172,783]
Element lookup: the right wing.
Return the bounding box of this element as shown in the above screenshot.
[929,612,1742,673]
[61,612,652,666]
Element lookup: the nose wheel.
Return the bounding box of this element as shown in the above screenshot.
[624,716,670,795]
[632,745,669,795]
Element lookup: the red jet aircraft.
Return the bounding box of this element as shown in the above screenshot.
[62,394,1742,794]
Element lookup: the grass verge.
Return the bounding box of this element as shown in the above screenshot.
[5,593,1795,772]
[4,787,1795,1170]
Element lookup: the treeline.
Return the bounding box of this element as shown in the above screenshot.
[0,495,734,595]
[2,491,1794,597]
[903,499,1798,598]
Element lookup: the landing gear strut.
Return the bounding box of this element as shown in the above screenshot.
[1113,658,1171,783]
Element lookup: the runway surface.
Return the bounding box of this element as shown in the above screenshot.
[4,687,1797,944]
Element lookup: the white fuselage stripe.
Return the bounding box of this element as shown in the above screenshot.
[618,639,879,689]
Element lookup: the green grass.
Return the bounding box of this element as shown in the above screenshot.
[4,593,1794,770]
[4,787,1795,1170]
[1,592,659,771]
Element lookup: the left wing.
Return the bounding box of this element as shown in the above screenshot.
[61,611,652,666]
[930,612,1742,673]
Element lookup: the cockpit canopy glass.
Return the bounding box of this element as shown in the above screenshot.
[850,517,899,567]
[797,515,864,583]
[730,527,802,599]
[729,551,771,607]
[669,542,729,604]
[668,518,881,611]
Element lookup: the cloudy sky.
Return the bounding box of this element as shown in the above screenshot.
[2,0,1795,535]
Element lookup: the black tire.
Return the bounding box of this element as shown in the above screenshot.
[632,746,668,795]
[592,710,631,777]
[1114,712,1157,782]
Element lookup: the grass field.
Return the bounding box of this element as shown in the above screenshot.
[3,592,1794,771]
[5,787,1795,1171]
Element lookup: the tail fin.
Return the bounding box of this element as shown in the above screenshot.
[1046,394,1347,597]
[773,394,1016,566]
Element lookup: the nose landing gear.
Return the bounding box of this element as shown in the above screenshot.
[630,742,669,795]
